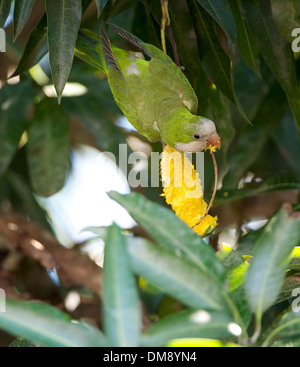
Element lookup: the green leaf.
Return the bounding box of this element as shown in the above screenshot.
[11,0,99,77]
[241,0,300,132]
[11,13,48,77]
[27,98,70,197]
[191,0,250,123]
[61,79,127,160]
[270,0,300,43]
[0,80,34,176]
[245,205,300,327]
[231,57,274,122]
[240,0,297,108]
[95,0,109,18]
[237,226,265,256]
[142,309,237,347]
[0,298,107,347]
[0,0,11,28]
[190,0,234,102]
[127,236,228,311]
[276,276,300,303]
[222,80,288,189]
[229,286,252,329]
[132,1,161,48]
[160,0,211,112]
[103,224,141,347]
[217,245,252,326]
[289,93,300,135]
[263,310,300,347]
[45,0,82,102]
[168,0,201,88]
[216,173,300,206]
[217,244,249,292]
[227,0,260,77]
[9,337,40,347]
[13,0,36,40]
[195,0,236,44]
[272,109,300,180]
[4,169,51,229]
[108,191,226,282]
[289,246,300,270]
[206,87,235,164]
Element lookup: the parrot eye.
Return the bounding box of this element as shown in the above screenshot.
[193,134,201,140]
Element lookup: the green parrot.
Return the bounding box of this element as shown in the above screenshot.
[77,24,221,153]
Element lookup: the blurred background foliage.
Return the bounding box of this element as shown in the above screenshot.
[0,0,300,347]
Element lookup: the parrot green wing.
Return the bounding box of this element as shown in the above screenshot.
[99,26,162,141]
[76,26,198,117]
[99,25,200,144]
[107,23,198,115]
[75,29,107,72]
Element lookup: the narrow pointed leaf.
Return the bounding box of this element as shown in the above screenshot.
[195,0,236,44]
[103,224,141,347]
[11,13,48,77]
[109,191,226,283]
[61,80,128,159]
[222,80,287,189]
[0,298,107,347]
[27,98,70,197]
[216,175,300,207]
[127,237,228,311]
[45,0,82,102]
[270,0,300,43]
[240,0,297,102]
[190,0,234,102]
[288,246,300,270]
[272,109,300,180]
[245,205,300,322]
[142,309,236,347]
[95,0,109,18]
[231,57,274,123]
[276,276,300,303]
[0,0,11,27]
[13,0,36,40]
[9,338,40,347]
[227,0,260,77]
[207,87,235,162]
[263,310,300,346]
[241,0,300,131]
[168,0,202,88]
[191,0,250,122]
[0,80,34,175]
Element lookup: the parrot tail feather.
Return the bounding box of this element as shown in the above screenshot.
[107,22,152,59]
[75,29,107,73]
[99,26,122,74]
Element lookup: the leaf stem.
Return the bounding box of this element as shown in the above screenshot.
[167,24,180,67]
[223,292,248,344]
[192,151,218,228]
[249,314,262,345]
[160,0,170,54]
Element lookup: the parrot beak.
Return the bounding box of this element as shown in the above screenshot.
[206,132,221,150]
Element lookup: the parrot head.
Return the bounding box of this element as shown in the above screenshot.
[172,116,221,153]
